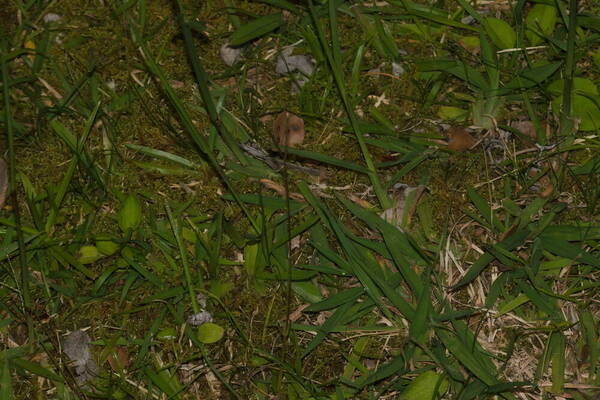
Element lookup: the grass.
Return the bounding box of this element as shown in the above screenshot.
[1,0,600,399]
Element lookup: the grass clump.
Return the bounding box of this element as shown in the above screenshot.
[1,0,600,399]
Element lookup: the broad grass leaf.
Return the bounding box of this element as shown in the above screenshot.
[302,301,353,358]
[497,293,529,316]
[515,279,558,317]
[409,281,431,345]
[126,143,196,168]
[11,358,64,383]
[540,225,600,241]
[466,186,503,233]
[483,17,516,49]
[451,227,529,289]
[1,357,12,400]
[292,281,323,303]
[299,183,414,320]
[580,311,598,375]
[502,62,562,91]
[418,58,489,90]
[143,365,182,399]
[229,13,283,46]
[549,332,566,393]
[435,324,499,386]
[540,235,600,266]
[526,4,557,45]
[360,356,406,388]
[336,194,423,293]
[282,146,370,174]
[305,287,363,312]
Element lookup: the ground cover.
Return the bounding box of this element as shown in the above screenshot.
[1,0,600,398]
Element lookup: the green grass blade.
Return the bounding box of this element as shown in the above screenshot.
[559,0,578,135]
[0,356,13,400]
[282,146,370,174]
[133,37,259,233]
[308,1,390,209]
[229,13,284,46]
[166,203,199,313]
[126,143,197,168]
[304,287,363,312]
[11,358,64,383]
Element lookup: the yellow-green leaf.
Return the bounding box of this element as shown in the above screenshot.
[96,235,120,256]
[197,323,224,344]
[118,194,142,233]
[400,370,448,400]
[77,245,102,264]
[438,106,468,122]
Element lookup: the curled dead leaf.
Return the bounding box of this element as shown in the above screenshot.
[260,178,304,202]
[446,127,477,152]
[273,111,305,148]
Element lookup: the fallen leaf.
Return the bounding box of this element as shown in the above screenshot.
[288,304,309,322]
[107,347,129,371]
[276,46,315,92]
[168,79,184,89]
[220,42,243,66]
[260,178,304,202]
[510,119,538,145]
[275,46,314,77]
[348,194,374,209]
[380,184,421,229]
[273,111,305,147]
[446,126,477,151]
[0,158,7,209]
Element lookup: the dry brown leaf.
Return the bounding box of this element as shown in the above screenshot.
[288,304,309,322]
[511,120,536,139]
[446,126,477,152]
[539,176,554,198]
[273,111,305,147]
[259,178,304,202]
[348,194,374,209]
[107,346,129,371]
[168,80,184,89]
